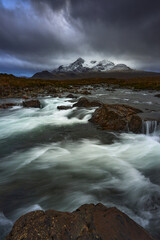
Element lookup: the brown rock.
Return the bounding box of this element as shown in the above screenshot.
[81,90,91,95]
[47,88,57,94]
[106,88,115,92]
[66,94,77,98]
[57,105,72,110]
[155,94,160,98]
[73,97,102,108]
[23,100,41,108]
[6,203,154,240]
[128,114,143,133]
[22,95,30,100]
[0,103,18,109]
[89,104,142,133]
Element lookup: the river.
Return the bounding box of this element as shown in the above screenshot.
[0,87,160,239]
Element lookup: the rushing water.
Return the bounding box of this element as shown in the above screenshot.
[0,96,160,239]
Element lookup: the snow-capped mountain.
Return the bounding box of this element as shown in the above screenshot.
[52,58,131,73]
[32,58,133,79]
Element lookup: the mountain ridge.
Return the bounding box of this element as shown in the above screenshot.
[52,57,131,73]
[32,58,160,80]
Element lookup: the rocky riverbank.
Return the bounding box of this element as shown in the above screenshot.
[0,73,160,99]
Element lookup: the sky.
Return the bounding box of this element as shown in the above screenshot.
[0,0,160,76]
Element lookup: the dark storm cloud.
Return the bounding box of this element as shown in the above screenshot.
[31,0,67,11]
[0,0,160,75]
[69,0,160,63]
[0,0,84,74]
[0,2,80,57]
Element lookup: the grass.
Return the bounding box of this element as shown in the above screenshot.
[0,73,160,91]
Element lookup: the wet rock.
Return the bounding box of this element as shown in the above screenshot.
[89,104,142,133]
[66,94,77,98]
[53,94,62,98]
[23,100,41,108]
[22,95,30,100]
[6,203,154,240]
[57,105,72,110]
[73,97,102,108]
[0,103,18,109]
[106,88,115,92]
[46,87,57,94]
[80,90,91,95]
[128,114,143,133]
[155,94,160,98]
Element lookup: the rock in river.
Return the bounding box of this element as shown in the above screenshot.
[23,99,41,108]
[89,104,143,133]
[155,94,160,98]
[57,105,72,110]
[66,94,77,99]
[73,97,102,108]
[0,103,18,109]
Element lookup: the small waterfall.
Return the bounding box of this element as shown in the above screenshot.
[142,120,159,135]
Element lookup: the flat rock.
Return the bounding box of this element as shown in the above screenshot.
[6,203,154,240]
[22,95,30,100]
[73,97,102,108]
[23,100,41,108]
[89,104,143,133]
[155,94,160,98]
[66,94,77,98]
[57,105,72,110]
[80,90,91,95]
[0,103,18,109]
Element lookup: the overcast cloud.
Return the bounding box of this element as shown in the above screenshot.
[0,0,160,76]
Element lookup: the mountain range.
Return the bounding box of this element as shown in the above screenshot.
[52,58,131,73]
[32,58,160,80]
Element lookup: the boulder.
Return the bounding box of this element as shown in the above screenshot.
[6,203,154,240]
[22,95,30,100]
[73,97,102,108]
[155,94,160,98]
[80,90,91,95]
[0,103,18,109]
[66,94,77,98]
[89,104,142,133]
[57,105,72,110]
[23,100,41,108]
[106,88,115,92]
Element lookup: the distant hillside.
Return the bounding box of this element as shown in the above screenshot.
[32,70,160,80]
[1,73,160,94]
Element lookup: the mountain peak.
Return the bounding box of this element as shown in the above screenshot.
[74,57,85,64]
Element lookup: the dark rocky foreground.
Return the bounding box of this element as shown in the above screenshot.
[6,203,154,240]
